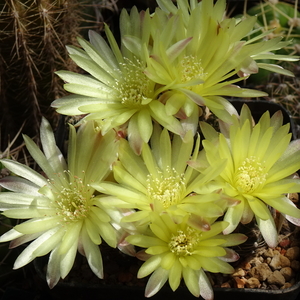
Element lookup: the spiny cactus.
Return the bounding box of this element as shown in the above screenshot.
[240,0,300,129]
[246,0,300,55]
[0,0,83,157]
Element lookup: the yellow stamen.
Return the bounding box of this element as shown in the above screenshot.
[169,228,200,256]
[235,156,267,194]
[147,167,186,209]
[115,58,153,108]
[48,171,94,222]
[180,55,205,83]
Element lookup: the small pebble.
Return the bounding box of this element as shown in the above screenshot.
[234,277,247,288]
[266,257,272,264]
[267,270,286,286]
[249,256,263,266]
[263,248,275,258]
[243,262,252,270]
[269,254,290,270]
[245,277,261,289]
[290,260,300,271]
[280,267,294,281]
[289,193,299,203]
[281,249,287,256]
[232,268,246,277]
[221,282,231,288]
[281,282,293,289]
[286,247,300,261]
[279,238,291,248]
[250,263,272,281]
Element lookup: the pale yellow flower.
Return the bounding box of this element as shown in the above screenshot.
[199,104,300,247]
[0,119,119,287]
[139,0,298,124]
[127,213,246,298]
[52,12,187,154]
[94,126,229,231]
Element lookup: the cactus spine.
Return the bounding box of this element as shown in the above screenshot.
[0,0,82,155]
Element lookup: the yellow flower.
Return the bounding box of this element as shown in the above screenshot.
[94,126,228,230]
[139,0,298,123]
[200,104,300,247]
[52,0,298,153]
[127,213,247,298]
[0,119,119,288]
[52,11,186,154]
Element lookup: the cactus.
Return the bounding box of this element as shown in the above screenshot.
[0,0,83,157]
[237,0,300,129]
[246,0,300,55]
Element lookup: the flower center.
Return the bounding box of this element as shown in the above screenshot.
[234,156,267,194]
[50,173,94,222]
[147,167,186,209]
[169,228,199,256]
[180,55,205,84]
[115,58,154,108]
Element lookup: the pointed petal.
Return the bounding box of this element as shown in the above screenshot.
[256,214,278,248]
[59,239,78,279]
[14,228,61,269]
[47,246,62,288]
[223,203,244,235]
[81,225,103,278]
[166,37,192,62]
[0,228,23,243]
[183,268,200,297]
[169,260,182,291]
[137,255,162,278]
[145,267,169,297]
[15,217,61,234]
[0,176,40,195]
[0,159,47,187]
[58,221,82,255]
[199,269,214,300]
[137,109,153,144]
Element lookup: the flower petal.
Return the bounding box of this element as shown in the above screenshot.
[182,267,200,297]
[14,228,61,269]
[138,255,162,278]
[32,227,65,257]
[14,217,61,234]
[168,259,182,291]
[0,176,40,195]
[58,221,82,255]
[199,268,214,300]
[223,202,244,235]
[0,228,23,243]
[46,246,62,288]
[263,196,300,220]
[0,159,47,187]
[60,238,78,279]
[145,267,169,297]
[256,214,278,248]
[81,225,103,279]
